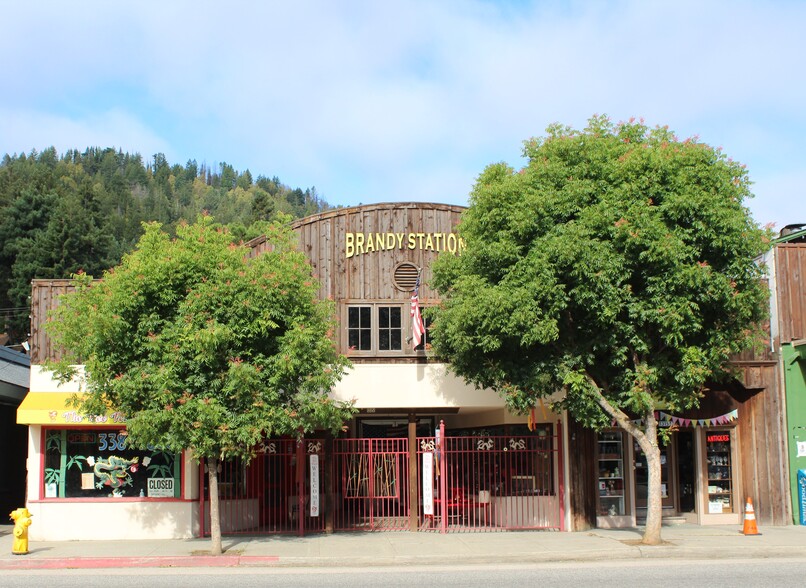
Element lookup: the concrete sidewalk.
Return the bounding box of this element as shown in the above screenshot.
[2,524,806,570]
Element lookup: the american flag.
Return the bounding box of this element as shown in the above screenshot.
[410,271,426,348]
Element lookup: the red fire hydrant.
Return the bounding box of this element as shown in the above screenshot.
[9,507,33,555]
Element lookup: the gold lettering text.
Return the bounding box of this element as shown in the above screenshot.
[424,233,434,251]
[345,233,355,258]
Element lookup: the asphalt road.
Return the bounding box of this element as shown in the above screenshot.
[4,558,806,588]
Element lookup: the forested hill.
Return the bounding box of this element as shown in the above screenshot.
[0,146,334,342]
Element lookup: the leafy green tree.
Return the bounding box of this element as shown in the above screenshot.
[430,116,770,545]
[251,188,276,221]
[47,216,354,554]
[0,188,58,335]
[1,146,334,344]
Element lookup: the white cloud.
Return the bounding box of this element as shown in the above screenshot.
[0,108,171,161]
[1,0,804,227]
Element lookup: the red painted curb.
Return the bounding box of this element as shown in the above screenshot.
[0,555,281,570]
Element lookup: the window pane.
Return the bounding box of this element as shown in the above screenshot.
[348,306,372,350]
[348,330,360,349]
[43,429,179,499]
[390,307,401,328]
[359,328,371,350]
[414,309,431,351]
[348,307,360,329]
[390,330,401,349]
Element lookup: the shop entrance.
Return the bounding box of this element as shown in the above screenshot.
[633,439,676,513]
[676,430,696,513]
[633,430,699,518]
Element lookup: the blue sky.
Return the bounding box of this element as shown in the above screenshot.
[2,0,804,229]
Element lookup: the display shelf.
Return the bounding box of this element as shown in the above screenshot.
[705,432,733,513]
[597,432,626,516]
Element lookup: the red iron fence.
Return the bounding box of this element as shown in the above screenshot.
[200,422,564,536]
[416,423,563,532]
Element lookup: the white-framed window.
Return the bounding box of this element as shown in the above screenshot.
[344,302,430,356]
[347,305,372,351]
[378,306,403,351]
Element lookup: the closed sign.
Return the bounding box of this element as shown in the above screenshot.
[147,478,174,497]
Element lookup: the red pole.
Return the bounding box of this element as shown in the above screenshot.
[297,438,305,537]
[368,439,375,530]
[557,419,565,531]
[439,420,447,534]
[199,461,206,537]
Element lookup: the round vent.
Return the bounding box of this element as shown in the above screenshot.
[394,262,421,292]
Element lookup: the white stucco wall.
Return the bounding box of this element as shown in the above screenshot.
[330,362,506,409]
[29,365,85,393]
[26,500,198,541]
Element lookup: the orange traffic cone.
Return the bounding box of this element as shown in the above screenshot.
[741,497,761,536]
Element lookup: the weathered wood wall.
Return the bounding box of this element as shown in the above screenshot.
[250,202,466,303]
[687,374,790,526]
[776,243,806,344]
[29,279,76,365]
[567,417,597,530]
[737,365,790,525]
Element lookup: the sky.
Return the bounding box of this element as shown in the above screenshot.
[2,0,804,230]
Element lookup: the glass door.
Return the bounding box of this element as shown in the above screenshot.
[634,440,675,510]
[676,431,696,513]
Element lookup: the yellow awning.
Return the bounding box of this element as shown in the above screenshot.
[17,392,127,426]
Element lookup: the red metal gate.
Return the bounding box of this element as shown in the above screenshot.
[416,422,564,532]
[200,438,326,536]
[333,438,411,531]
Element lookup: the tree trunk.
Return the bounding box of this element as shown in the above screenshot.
[207,456,223,555]
[634,408,662,545]
[585,373,663,545]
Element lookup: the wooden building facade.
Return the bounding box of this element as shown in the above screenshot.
[17,202,797,539]
[770,230,806,524]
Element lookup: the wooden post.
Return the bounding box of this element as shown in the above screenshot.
[408,413,418,531]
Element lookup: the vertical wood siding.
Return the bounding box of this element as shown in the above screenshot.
[776,243,806,344]
[29,279,77,364]
[287,203,466,302]
[567,417,597,530]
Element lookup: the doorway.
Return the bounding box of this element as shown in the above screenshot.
[676,431,696,513]
[633,438,676,513]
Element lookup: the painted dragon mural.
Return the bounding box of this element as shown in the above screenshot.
[90,455,139,495]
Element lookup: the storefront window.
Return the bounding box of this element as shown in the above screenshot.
[598,431,626,516]
[43,428,180,499]
[705,430,734,513]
